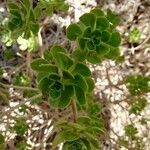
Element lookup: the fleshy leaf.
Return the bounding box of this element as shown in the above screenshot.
[105,48,120,59]
[96,44,110,56]
[31,58,48,70]
[77,116,91,126]
[101,30,110,42]
[90,8,104,17]
[79,13,96,29]
[96,17,109,30]
[38,77,53,96]
[67,23,82,41]
[109,31,121,47]
[49,85,73,108]
[83,27,92,38]
[52,130,79,149]
[75,86,86,105]
[107,9,120,26]
[51,45,66,57]
[71,63,91,77]
[72,49,87,62]
[87,51,101,64]
[37,72,51,82]
[44,49,53,61]
[36,64,58,73]
[56,52,73,70]
[85,77,95,93]
[78,38,87,49]
[86,40,95,50]
[73,74,88,91]
[49,81,62,100]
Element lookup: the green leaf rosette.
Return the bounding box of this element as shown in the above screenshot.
[31,46,94,108]
[67,9,121,63]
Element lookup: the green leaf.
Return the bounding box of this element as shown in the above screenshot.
[58,3,69,12]
[37,64,58,73]
[29,9,36,21]
[96,17,109,30]
[83,133,99,149]
[86,40,95,50]
[62,71,74,80]
[78,38,87,49]
[105,48,120,59]
[79,13,96,29]
[56,52,73,70]
[96,44,110,56]
[38,77,53,96]
[49,81,62,100]
[83,27,92,38]
[34,5,42,18]
[85,77,95,93]
[75,86,86,105]
[109,31,121,47]
[8,16,23,31]
[30,23,39,35]
[90,8,104,17]
[49,73,61,81]
[72,49,87,62]
[44,49,53,61]
[81,138,92,150]
[51,45,66,56]
[107,9,120,26]
[88,102,102,116]
[52,130,79,149]
[31,58,48,70]
[49,85,73,108]
[37,72,51,82]
[45,5,53,16]
[63,139,88,150]
[23,0,31,9]
[67,23,82,41]
[77,116,91,126]
[73,74,88,91]
[71,63,91,77]
[101,31,110,42]
[3,48,14,60]
[8,2,20,11]
[87,51,101,64]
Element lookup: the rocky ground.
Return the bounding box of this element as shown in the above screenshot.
[0,0,150,150]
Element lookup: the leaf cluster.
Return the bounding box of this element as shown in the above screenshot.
[14,117,29,136]
[124,124,138,140]
[31,45,94,108]
[0,0,68,51]
[129,98,147,115]
[67,8,121,63]
[53,116,104,150]
[126,75,150,96]
[7,0,68,39]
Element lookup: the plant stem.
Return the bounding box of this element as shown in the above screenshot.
[26,51,33,77]
[71,99,78,122]
[0,93,42,119]
[0,82,40,92]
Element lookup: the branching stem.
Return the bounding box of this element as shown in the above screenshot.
[71,99,78,122]
[0,82,40,92]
